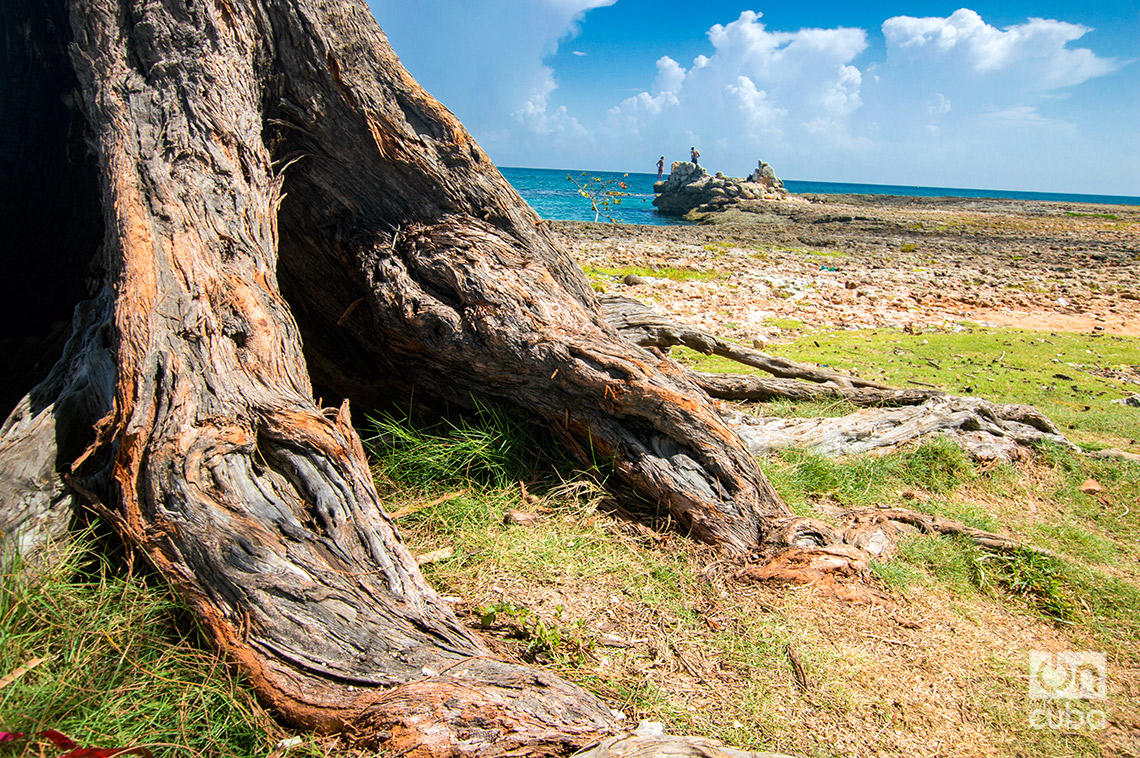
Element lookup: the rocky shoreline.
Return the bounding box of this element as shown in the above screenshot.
[652,160,787,216]
[554,193,1140,343]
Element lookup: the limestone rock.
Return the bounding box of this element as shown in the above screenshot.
[747,159,784,191]
[653,160,787,217]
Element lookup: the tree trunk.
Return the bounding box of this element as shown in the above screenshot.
[0,0,825,752]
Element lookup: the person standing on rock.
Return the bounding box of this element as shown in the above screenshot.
[657,156,665,179]
[690,146,700,166]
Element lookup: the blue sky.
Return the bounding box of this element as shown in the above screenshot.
[368,1,1139,195]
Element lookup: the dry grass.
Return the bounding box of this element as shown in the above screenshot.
[385,445,1140,757]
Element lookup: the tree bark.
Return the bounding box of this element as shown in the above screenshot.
[258,2,801,553]
[0,0,826,752]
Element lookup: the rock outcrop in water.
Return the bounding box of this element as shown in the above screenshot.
[653,160,787,217]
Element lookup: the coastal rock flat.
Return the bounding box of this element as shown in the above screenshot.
[556,194,1140,341]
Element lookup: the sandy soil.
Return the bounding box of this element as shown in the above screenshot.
[553,194,1140,343]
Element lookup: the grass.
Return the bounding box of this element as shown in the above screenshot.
[1064,211,1119,220]
[674,325,1140,450]
[582,264,719,285]
[0,539,282,757]
[758,437,974,514]
[370,407,1139,757]
[764,317,804,332]
[364,402,555,490]
[6,393,1139,757]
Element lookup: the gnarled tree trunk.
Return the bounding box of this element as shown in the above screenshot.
[0,0,824,752]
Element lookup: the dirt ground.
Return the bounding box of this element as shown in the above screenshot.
[553,194,1140,343]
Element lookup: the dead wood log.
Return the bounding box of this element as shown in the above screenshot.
[600,293,1063,437]
[694,371,1062,439]
[0,0,833,752]
[724,396,1073,460]
[691,371,942,406]
[595,294,1071,458]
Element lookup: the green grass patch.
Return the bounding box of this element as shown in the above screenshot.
[896,537,1078,622]
[365,403,574,491]
[763,317,805,332]
[765,325,1140,449]
[896,534,1140,650]
[1064,211,1119,220]
[0,542,276,756]
[581,264,719,283]
[759,438,977,513]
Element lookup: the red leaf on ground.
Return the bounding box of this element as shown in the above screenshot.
[41,730,79,749]
[35,731,153,758]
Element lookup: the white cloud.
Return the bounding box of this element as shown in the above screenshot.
[605,11,868,173]
[513,74,589,138]
[725,76,786,133]
[982,105,1051,125]
[882,9,1123,89]
[368,3,1135,193]
[609,56,685,128]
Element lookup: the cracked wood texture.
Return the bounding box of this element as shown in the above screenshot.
[260,3,794,553]
[1,0,810,752]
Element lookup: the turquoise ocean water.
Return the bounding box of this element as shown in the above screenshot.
[500,166,1140,227]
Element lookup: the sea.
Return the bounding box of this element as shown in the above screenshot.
[500,166,1140,227]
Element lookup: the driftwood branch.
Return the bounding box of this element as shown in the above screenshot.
[599,293,887,390]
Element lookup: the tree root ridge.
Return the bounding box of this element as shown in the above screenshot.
[598,292,1074,460]
[736,504,1048,606]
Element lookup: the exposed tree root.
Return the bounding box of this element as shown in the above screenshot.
[724,397,1073,460]
[735,504,1057,605]
[837,506,1040,555]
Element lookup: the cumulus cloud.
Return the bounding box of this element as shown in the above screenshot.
[606,11,868,173]
[512,75,588,138]
[830,7,1137,189]
[609,56,685,129]
[882,9,1124,89]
